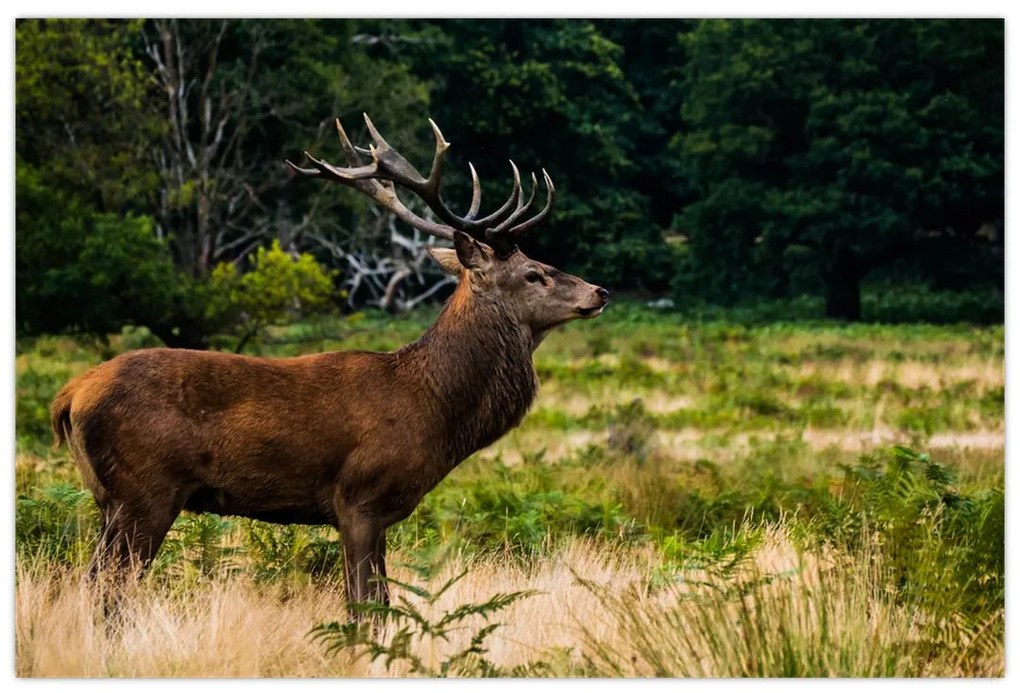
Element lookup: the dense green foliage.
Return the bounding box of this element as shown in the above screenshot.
[672,20,1003,319]
[15,18,429,347]
[15,18,1002,346]
[16,19,162,213]
[398,20,668,289]
[16,166,185,341]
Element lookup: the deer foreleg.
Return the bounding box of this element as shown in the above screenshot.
[338,510,389,618]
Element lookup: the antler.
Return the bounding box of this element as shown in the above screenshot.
[286,115,555,250]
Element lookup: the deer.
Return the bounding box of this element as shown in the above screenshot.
[49,114,610,614]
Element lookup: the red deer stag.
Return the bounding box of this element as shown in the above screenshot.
[50,115,609,611]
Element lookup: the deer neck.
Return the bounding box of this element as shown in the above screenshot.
[402,284,539,463]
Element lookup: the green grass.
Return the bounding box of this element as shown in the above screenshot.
[14,300,1004,676]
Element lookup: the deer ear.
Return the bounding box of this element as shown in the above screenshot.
[452,230,492,271]
[426,247,463,276]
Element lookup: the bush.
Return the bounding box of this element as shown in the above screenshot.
[312,556,546,677]
[395,458,640,556]
[833,446,1004,618]
[16,366,71,452]
[16,483,97,566]
[207,240,338,353]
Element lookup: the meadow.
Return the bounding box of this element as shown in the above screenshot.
[14,301,1005,677]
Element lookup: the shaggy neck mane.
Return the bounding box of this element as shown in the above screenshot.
[399,280,539,464]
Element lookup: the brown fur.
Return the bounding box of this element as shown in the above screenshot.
[50,234,608,611]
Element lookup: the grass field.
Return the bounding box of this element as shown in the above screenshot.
[14,303,1005,677]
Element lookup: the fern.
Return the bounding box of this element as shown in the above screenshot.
[311,557,540,677]
[15,483,96,565]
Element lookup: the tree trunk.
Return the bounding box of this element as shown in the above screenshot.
[823,264,862,321]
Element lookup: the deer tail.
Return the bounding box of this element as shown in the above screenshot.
[49,382,76,450]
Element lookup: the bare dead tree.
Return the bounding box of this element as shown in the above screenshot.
[142,19,323,276]
[309,206,456,313]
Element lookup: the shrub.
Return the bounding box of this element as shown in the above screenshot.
[207,240,337,353]
[15,483,97,566]
[396,458,640,557]
[833,446,1004,619]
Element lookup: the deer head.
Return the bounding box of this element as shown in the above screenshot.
[287,115,609,342]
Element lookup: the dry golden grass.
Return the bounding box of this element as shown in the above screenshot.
[487,426,1003,468]
[583,531,1004,677]
[792,357,1003,392]
[16,563,348,676]
[15,530,1003,677]
[16,541,652,677]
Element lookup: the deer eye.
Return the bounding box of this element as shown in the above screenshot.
[525,270,543,284]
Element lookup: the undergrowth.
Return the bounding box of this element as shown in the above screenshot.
[14,309,1003,676]
[311,558,548,677]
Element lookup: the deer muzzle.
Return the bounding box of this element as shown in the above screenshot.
[576,286,610,318]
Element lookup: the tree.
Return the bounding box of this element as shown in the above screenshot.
[142,19,434,276]
[674,19,1004,319]
[15,19,164,214]
[138,18,438,338]
[401,19,671,290]
[594,19,694,231]
[16,18,432,346]
[15,164,189,341]
[15,19,197,343]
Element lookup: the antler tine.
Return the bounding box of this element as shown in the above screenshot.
[507,169,556,237]
[285,158,321,177]
[335,118,366,167]
[361,113,430,191]
[288,149,380,182]
[470,161,522,227]
[463,162,482,221]
[286,119,374,178]
[425,118,451,198]
[362,113,392,151]
[486,171,539,240]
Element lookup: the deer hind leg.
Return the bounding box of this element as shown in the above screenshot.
[85,481,186,626]
[89,481,185,580]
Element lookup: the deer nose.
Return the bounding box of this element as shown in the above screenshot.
[596,286,610,303]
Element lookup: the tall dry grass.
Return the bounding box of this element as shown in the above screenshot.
[581,530,1003,677]
[15,529,1003,677]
